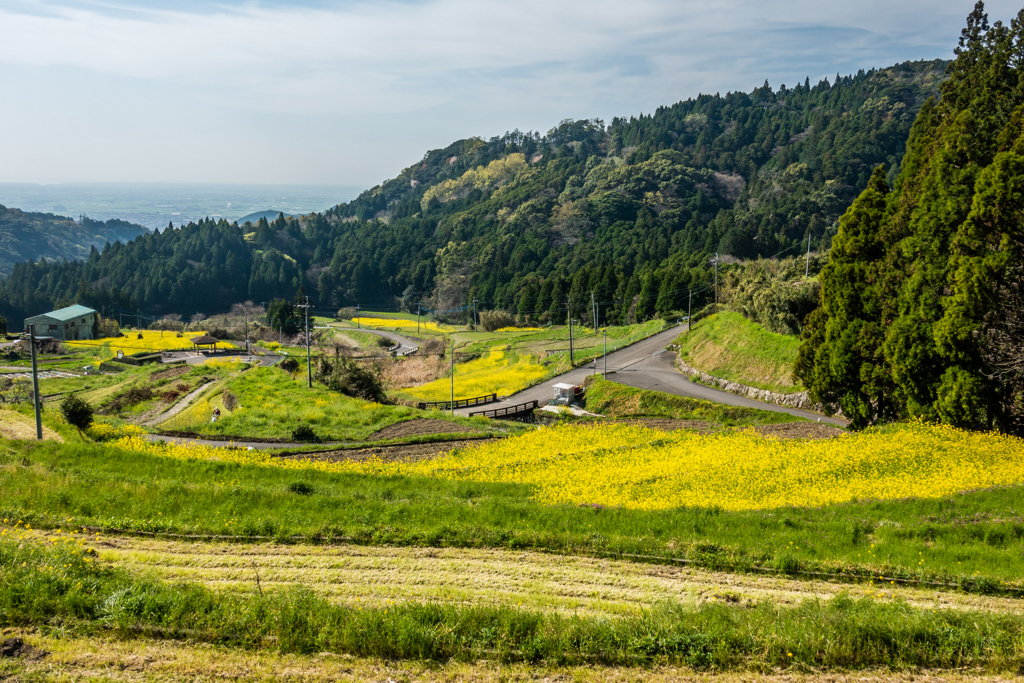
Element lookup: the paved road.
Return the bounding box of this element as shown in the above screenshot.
[338,327,419,356]
[454,324,847,426]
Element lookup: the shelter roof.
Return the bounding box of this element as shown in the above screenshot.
[190,335,220,345]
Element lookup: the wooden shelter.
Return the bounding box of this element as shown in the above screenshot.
[190,334,221,352]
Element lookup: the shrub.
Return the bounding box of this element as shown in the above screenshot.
[421,338,446,356]
[291,424,316,442]
[480,310,516,332]
[375,336,393,348]
[336,307,357,320]
[60,394,94,429]
[222,391,239,411]
[288,481,315,495]
[279,358,300,373]
[313,355,387,403]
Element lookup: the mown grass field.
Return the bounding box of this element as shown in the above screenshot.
[677,312,802,393]
[2,529,1024,671]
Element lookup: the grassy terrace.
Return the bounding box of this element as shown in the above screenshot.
[2,401,1022,592]
[677,311,803,393]
[152,366,500,440]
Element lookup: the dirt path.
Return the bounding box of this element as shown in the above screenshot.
[143,382,213,427]
[278,437,493,463]
[47,532,1024,618]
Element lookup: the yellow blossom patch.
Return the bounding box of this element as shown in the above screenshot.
[103,421,1024,512]
[405,346,548,401]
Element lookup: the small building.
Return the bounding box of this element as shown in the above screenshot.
[552,383,581,406]
[24,304,97,341]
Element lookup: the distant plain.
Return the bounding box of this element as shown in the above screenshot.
[0,182,364,230]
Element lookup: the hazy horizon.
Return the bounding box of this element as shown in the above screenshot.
[2,0,1018,187]
[0,182,364,230]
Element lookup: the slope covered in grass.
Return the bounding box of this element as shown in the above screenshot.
[677,312,802,393]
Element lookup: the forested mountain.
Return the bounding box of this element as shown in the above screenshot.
[0,205,149,277]
[0,58,946,325]
[796,4,1024,433]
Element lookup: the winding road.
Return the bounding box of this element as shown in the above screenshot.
[349,329,419,356]
[453,325,847,426]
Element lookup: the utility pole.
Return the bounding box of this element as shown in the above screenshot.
[296,297,313,388]
[416,305,421,334]
[29,325,42,440]
[805,232,812,278]
[567,298,574,367]
[710,253,720,305]
[590,291,597,333]
[355,304,361,329]
[603,327,607,378]
[472,298,479,329]
[450,339,455,416]
[687,289,693,333]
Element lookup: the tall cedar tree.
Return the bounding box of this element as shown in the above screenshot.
[797,2,1024,432]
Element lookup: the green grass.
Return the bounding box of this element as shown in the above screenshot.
[677,312,802,394]
[2,433,1024,593]
[165,365,492,440]
[3,535,1024,669]
[583,377,799,426]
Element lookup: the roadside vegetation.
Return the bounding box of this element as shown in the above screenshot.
[583,377,796,424]
[676,311,803,393]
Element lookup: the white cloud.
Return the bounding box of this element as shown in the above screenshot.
[0,0,1014,184]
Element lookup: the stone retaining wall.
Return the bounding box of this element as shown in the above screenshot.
[675,356,843,417]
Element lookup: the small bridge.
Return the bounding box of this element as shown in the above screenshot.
[469,400,540,422]
[417,393,497,411]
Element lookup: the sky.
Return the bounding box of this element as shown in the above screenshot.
[0,0,1017,188]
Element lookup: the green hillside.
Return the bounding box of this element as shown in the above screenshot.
[0,205,149,277]
[678,311,802,393]
[0,59,946,323]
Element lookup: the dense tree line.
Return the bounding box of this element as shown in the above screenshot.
[797,3,1024,433]
[0,59,945,326]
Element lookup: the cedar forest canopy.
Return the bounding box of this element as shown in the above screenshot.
[0,58,947,327]
[796,3,1024,434]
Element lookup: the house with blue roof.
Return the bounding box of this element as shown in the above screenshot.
[24,304,97,341]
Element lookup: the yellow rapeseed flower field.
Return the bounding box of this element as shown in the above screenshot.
[106,421,1024,511]
[66,330,208,359]
[352,317,446,333]
[406,346,548,401]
